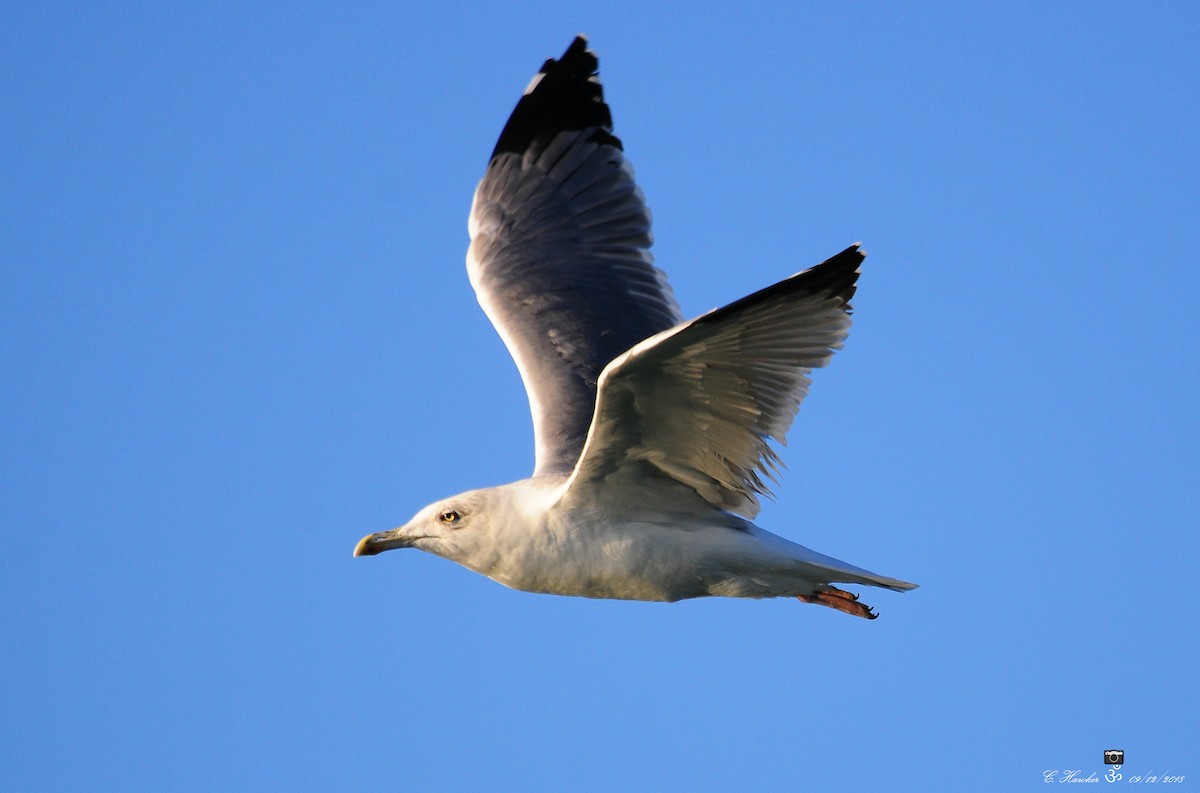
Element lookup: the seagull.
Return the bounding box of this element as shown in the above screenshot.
[354,36,917,619]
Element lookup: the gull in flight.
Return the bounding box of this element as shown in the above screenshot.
[355,36,917,618]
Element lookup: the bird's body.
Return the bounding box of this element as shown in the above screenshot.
[384,476,912,607]
[355,37,917,618]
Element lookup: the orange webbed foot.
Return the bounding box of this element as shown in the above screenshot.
[797,586,879,619]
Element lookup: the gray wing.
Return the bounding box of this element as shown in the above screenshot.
[563,246,864,519]
[467,36,682,477]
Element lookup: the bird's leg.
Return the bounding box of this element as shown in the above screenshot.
[797,586,879,620]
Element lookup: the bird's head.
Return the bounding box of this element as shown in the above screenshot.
[353,488,501,567]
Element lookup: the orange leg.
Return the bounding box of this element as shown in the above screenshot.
[797,586,879,620]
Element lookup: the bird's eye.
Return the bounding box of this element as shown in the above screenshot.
[439,510,462,525]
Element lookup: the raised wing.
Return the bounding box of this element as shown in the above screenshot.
[564,245,864,518]
[467,37,682,477]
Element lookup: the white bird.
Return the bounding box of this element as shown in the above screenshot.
[355,36,917,619]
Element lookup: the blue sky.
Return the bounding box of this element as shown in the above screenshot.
[3,3,1197,790]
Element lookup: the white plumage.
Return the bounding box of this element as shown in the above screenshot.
[355,36,916,619]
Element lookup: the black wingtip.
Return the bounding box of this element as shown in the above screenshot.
[792,243,864,309]
[691,244,864,334]
[490,36,622,161]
